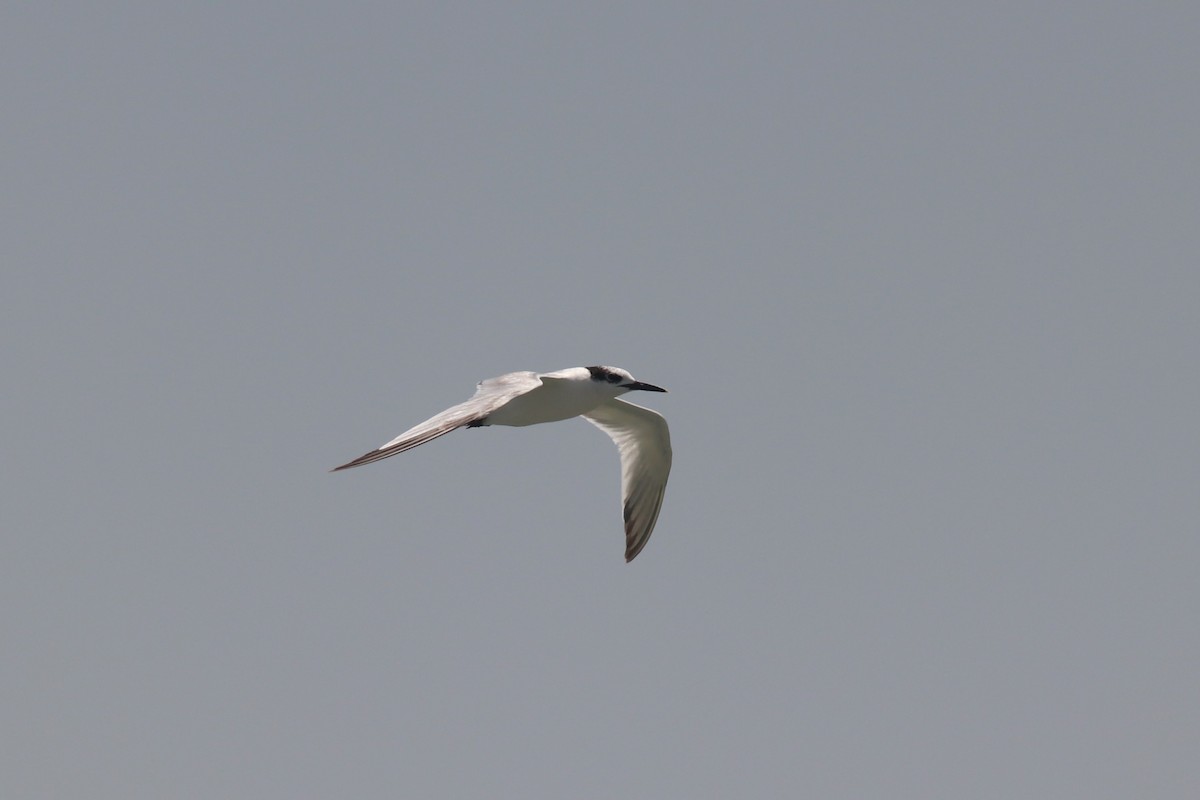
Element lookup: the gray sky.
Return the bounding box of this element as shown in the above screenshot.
[4,3,1198,798]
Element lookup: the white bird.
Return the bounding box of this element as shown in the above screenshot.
[332,366,672,562]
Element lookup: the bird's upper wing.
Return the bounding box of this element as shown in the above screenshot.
[582,397,672,562]
[331,371,541,471]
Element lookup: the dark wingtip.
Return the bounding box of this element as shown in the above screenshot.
[329,450,377,472]
[624,524,646,563]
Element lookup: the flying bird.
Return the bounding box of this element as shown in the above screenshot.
[332,366,672,562]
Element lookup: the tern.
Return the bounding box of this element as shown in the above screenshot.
[332,366,672,562]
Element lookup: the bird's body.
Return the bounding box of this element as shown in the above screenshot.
[332,366,672,562]
[476,369,615,426]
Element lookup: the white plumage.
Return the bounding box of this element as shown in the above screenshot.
[332,366,672,562]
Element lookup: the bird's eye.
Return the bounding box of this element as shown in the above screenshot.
[608,374,621,383]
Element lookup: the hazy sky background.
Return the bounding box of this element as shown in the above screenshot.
[4,3,1198,797]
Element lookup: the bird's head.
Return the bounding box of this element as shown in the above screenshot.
[586,365,667,395]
